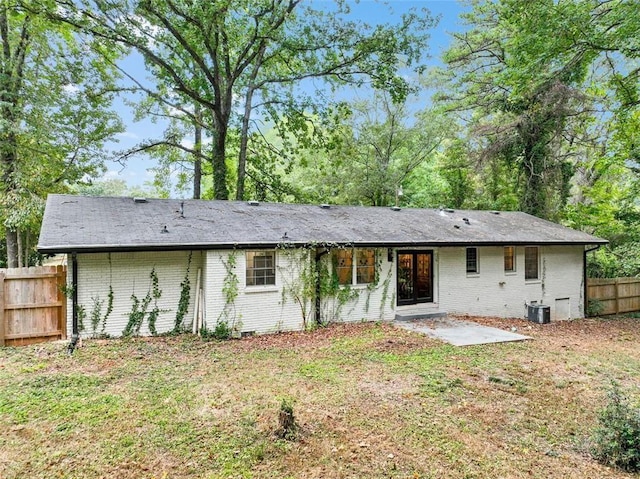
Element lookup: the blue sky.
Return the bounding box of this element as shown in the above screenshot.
[104,0,467,190]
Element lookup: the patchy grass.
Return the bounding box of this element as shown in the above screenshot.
[1,317,639,478]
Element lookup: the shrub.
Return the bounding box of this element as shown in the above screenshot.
[200,321,232,341]
[590,382,640,472]
[587,299,604,317]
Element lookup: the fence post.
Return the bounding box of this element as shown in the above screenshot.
[615,277,620,315]
[0,272,5,346]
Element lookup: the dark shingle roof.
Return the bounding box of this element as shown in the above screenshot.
[37,194,607,253]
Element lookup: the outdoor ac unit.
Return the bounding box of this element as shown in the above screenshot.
[527,304,550,324]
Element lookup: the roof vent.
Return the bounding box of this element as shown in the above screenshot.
[161,225,169,234]
[247,200,260,206]
[390,206,401,211]
[445,209,455,213]
[463,218,470,225]
[179,201,185,218]
[133,197,147,203]
[490,210,500,215]
[319,204,331,209]
[454,225,461,229]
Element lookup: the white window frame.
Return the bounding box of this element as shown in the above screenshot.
[355,249,376,284]
[524,246,540,281]
[504,246,516,274]
[246,250,276,286]
[466,247,479,275]
[332,248,376,286]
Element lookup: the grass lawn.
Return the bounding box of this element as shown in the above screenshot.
[1,316,639,479]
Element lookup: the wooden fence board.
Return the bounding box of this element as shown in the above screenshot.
[0,272,4,347]
[588,277,640,316]
[0,266,67,347]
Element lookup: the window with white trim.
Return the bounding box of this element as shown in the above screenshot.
[332,248,376,285]
[466,247,479,274]
[356,249,376,284]
[333,249,353,285]
[524,246,539,280]
[246,250,276,286]
[504,246,516,273]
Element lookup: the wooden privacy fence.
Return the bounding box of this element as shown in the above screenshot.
[0,266,67,347]
[587,277,640,316]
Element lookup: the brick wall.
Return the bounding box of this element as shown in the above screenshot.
[203,247,397,335]
[203,249,305,334]
[69,244,584,337]
[71,251,202,337]
[436,245,584,319]
[319,248,396,324]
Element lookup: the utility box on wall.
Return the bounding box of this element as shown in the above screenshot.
[527,304,551,324]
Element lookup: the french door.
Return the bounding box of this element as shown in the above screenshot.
[397,251,433,305]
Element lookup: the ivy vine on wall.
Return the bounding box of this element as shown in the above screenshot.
[277,243,392,328]
[277,247,316,329]
[174,251,193,333]
[88,253,114,337]
[89,286,114,337]
[123,267,165,337]
[216,251,239,333]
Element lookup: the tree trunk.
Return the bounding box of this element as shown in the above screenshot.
[236,45,266,201]
[24,230,30,267]
[236,86,256,201]
[211,126,229,200]
[520,137,546,218]
[17,228,23,268]
[1,12,29,269]
[6,230,18,268]
[193,105,202,200]
[1,144,19,268]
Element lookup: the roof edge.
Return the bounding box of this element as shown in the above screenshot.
[38,239,608,255]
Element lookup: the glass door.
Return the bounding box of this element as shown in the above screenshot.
[397,251,433,305]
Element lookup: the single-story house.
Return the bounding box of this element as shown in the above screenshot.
[37,194,606,338]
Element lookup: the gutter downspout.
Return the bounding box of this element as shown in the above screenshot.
[68,252,80,354]
[584,245,602,317]
[315,248,330,327]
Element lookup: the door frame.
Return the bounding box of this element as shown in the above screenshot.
[396,250,434,306]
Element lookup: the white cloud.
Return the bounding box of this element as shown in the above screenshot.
[120,14,161,49]
[62,84,80,95]
[181,135,212,150]
[102,170,121,180]
[117,131,141,140]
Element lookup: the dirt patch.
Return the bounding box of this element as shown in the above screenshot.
[218,321,437,352]
[458,314,640,348]
[1,316,639,479]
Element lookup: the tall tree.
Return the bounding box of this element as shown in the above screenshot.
[284,92,446,207]
[1,1,122,267]
[42,0,434,200]
[437,0,639,220]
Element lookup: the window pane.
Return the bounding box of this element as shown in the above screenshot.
[356,249,375,284]
[466,248,478,274]
[332,249,353,285]
[525,247,539,280]
[246,251,276,286]
[504,246,515,272]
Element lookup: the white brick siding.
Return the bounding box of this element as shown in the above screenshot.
[319,248,396,324]
[202,247,396,335]
[68,244,585,337]
[69,251,201,337]
[436,245,585,319]
[203,249,306,335]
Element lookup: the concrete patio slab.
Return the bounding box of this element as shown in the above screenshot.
[394,317,531,346]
